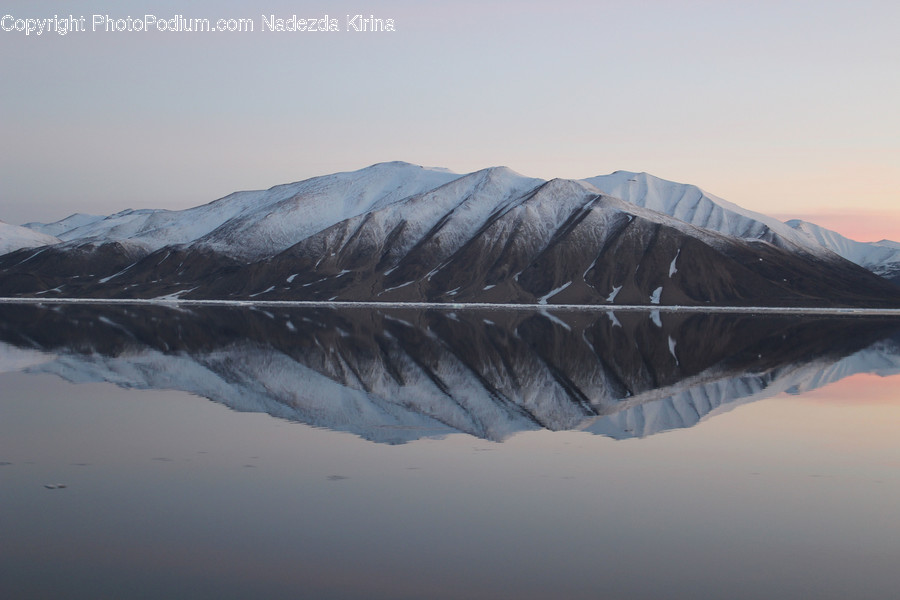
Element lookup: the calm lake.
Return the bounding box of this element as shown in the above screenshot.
[1,303,899,599]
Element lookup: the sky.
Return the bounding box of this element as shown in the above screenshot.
[1,0,898,241]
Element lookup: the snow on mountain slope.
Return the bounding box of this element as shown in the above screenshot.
[20,164,890,306]
[786,219,900,280]
[23,213,103,237]
[196,161,463,259]
[583,171,900,281]
[582,171,832,257]
[0,220,61,256]
[290,166,544,269]
[9,162,900,290]
[243,170,899,307]
[23,162,462,261]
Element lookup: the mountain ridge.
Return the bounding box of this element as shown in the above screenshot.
[2,162,899,307]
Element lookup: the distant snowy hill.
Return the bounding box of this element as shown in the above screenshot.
[583,171,900,284]
[0,220,60,255]
[1,162,899,306]
[23,213,103,238]
[786,219,900,283]
[582,171,824,255]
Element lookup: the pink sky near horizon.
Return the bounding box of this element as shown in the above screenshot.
[771,212,900,243]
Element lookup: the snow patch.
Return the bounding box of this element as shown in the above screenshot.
[249,286,276,298]
[538,281,572,305]
[99,264,136,284]
[669,249,680,277]
[380,281,415,295]
[606,285,622,303]
[35,286,65,295]
[302,277,329,287]
[582,253,601,280]
[425,265,443,281]
[153,288,197,301]
[650,286,663,304]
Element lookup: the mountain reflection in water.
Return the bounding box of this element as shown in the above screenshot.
[2,303,899,443]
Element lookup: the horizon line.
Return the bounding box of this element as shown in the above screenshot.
[3,297,900,316]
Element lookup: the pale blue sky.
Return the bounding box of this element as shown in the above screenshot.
[2,0,898,239]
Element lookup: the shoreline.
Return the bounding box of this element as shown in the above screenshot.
[3,296,900,315]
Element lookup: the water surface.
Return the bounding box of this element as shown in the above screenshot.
[1,304,898,599]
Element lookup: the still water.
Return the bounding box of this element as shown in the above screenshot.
[1,304,899,599]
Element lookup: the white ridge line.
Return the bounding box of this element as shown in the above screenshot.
[1,297,900,315]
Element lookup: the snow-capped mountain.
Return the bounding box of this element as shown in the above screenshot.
[2,303,898,443]
[1,162,899,306]
[584,170,900,284]
[786,219,900,282]
[23,213,104,238]
[20,162,462,260]
[582,171,823,256]
[0,220,60,256]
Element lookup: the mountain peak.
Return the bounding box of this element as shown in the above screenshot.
[367,160,456,173]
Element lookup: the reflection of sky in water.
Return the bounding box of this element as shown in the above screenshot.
[2,366,899,600]
[5,305,900,447]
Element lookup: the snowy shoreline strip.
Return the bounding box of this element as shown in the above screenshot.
[1,297,900,315]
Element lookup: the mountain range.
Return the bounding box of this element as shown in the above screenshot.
[2,162,899,306]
